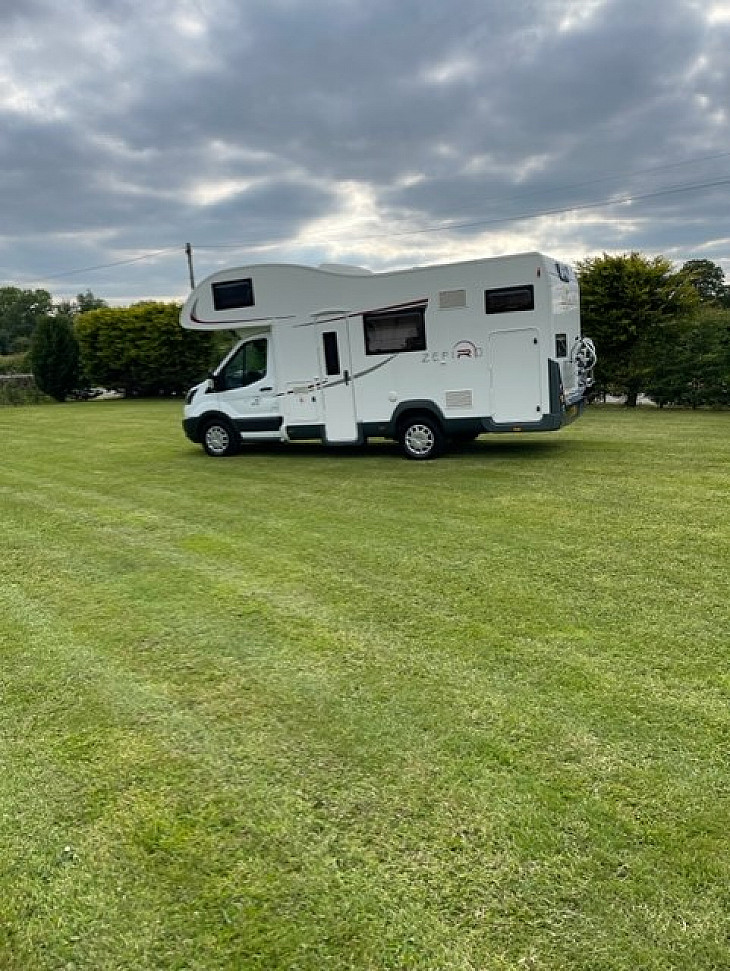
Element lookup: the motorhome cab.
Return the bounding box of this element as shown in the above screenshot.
[180,253,595,460]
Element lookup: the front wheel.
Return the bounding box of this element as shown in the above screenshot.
[398,415,445,460]
[202,417,240,457]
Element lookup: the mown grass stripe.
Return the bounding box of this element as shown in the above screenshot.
[0,401,728,969]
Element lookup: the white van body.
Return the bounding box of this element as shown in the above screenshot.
[180,252,595,459]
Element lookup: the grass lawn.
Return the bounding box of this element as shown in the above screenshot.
[0,401,728,970]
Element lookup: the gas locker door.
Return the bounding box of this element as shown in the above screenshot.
[317,319,358,443]
[489,328,543,423]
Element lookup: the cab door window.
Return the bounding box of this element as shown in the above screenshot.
[219,339,267,390]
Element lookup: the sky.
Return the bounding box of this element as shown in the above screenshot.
[1,0,729,304]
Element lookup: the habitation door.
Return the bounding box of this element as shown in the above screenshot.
[489,328,543,423]
[316,319,358,443]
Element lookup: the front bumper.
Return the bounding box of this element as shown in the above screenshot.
[183,417,203,443]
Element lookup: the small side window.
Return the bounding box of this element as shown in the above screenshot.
[555,333,567,358]
[322,332,341,375]
[484,285,534,314]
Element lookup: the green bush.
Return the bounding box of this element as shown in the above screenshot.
[0,374,48,406]
[0,353,30,375]
[644,306,730,409]
[75,302,216,396]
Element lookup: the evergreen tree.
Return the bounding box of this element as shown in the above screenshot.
[29,312,81,402]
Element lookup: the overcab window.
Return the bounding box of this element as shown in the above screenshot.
[363,306,426,355]
[212,277,255,311]
[484,285,534,314]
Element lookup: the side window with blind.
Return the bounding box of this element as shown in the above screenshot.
[363,306,426,355]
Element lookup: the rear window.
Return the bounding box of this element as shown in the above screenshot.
[484,285,534,314]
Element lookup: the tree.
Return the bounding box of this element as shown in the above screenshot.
[76,290,107,314]
[577,252,698,405]
[643,304,730,409]
[75,302,215,396]
[0,287,53,354]
[641,320,685,408]
[681,308,730,407]
[54,291,108,318]
[677,259,729,306]
[29,311,81,402]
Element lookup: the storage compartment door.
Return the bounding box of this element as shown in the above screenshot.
[489,328,543,423]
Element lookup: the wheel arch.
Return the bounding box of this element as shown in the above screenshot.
[200,412,241,457]
[389,400,446,437]
[195,409,238,438]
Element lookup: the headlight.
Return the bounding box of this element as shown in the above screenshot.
[185,386,197,405]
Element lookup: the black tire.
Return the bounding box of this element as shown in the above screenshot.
[398,414,445,460]
[201,417,240,457]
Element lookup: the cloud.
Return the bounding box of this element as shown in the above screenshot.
[0,0,728,301]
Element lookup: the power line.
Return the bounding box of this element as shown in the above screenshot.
[194,174,730,250]
[17,165,730,285]
[34,246,180,282]
[450,150,730,215]
[385,176,730,238]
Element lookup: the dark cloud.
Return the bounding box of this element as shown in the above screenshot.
[0,0,728,301]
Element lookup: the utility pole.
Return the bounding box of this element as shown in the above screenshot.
[185,242,195,290]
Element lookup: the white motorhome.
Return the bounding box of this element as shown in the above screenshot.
[180,253,595,459]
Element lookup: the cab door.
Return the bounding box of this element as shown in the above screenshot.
[215,336,281,433]
[317,320,358,443]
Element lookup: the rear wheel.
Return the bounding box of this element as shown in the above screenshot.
[202,417,240,457]
[398,414,445,460]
